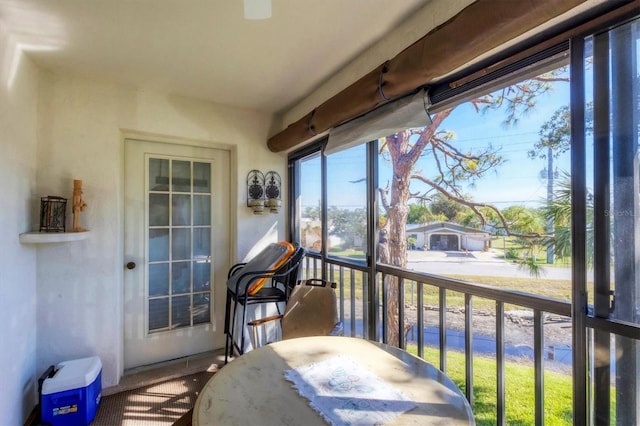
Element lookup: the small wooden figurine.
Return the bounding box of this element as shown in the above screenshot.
[72,179,88,232]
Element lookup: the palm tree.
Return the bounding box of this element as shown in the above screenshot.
[542,170,594,268]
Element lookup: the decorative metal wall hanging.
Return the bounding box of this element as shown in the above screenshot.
[246,170,282,214]
[40,196,67,232]
[264,171,282,213]
[247,169,265,214]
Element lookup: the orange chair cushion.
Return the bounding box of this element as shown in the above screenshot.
[227,242,296,296]
[246,242,295,295]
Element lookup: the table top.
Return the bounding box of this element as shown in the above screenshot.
[194,336,474,425]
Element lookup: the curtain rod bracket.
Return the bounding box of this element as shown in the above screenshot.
[307,108,317,135]
[378,61,390,101]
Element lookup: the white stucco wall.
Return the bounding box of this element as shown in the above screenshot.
[0,22,40,425]
[34,71,284,390]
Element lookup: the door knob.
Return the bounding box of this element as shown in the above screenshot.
[126,262,136,270]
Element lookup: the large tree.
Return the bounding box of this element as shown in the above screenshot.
[406,203,430,224]
[328,206,366,249]
[378,68,568,346]
[428,193,467,222]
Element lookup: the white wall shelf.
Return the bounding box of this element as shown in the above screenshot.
[19,231,90,244]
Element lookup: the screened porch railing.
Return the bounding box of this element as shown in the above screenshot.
[301,252,573,425]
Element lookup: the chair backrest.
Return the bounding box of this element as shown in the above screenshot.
[271,246,306,297]
[227,242,297,295]
[281,279,339,340]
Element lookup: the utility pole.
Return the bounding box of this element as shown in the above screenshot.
[534,106,570,265]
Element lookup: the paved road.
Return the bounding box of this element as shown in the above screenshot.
[406,249,580,280]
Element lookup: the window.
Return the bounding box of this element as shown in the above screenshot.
[291,143,371,264]
[326,144,368,261]
[289,12,640,424]
[377,60,571,296]
[586,17,640,424]
[296,152,323,253]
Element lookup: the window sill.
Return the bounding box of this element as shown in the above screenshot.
[19,231,90,244]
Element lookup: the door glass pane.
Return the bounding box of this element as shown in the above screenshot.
[193,195,211,226]
[172,295,191,328]
[193,293,210,325]
[172,228,190,260]
[193,260,211,291]
[172,160,191,192]
[149,263,169,297]
[172,261,190,294]
[149,229,169,262]
[149,158,169,191]
[149,194,169,226]
[148,156,212,332]
[172,194,191,226]
[193,228,211,259]
[327,144,368,261]
[149,298,169,331]
[193,162,211,193]
[299,153,322,252]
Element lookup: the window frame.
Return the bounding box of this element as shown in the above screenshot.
[288,8,640,425]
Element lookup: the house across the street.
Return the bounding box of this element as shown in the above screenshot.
[407,222,492,252]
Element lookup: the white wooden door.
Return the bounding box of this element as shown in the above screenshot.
[124,138,230,369]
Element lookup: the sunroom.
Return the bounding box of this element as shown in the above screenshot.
[2,0,640,425]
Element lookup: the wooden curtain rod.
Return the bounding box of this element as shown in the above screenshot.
[267,0,587,153]
[449,0,639,90]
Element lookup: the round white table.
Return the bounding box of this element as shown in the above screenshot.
[194,336,474,425]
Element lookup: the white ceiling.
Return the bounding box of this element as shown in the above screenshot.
[0,0,431,113]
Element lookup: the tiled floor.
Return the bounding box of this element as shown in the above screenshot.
[102,349,227,396]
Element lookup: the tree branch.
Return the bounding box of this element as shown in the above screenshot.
[410,174,541,238]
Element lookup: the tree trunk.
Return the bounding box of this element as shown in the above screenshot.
[380,113,451,346]
[383,146,411,346]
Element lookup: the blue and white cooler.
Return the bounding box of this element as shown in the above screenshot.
[40,356,102,425]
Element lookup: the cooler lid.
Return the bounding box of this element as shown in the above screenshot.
[41,356,102,395]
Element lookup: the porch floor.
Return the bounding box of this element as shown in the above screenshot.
[103,349,226,396]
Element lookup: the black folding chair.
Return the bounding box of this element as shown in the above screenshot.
[223,244,305,363]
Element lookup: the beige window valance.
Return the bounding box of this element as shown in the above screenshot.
[267,0,587,153]
[325,89,432,155]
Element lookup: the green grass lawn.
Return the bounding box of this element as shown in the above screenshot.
[327,247,366,260]
[406,346,575,425]
[330,272,577,310]
[437,274,574,308]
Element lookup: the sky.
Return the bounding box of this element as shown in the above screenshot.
[301,65,574,212]
[427,80,572,207]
